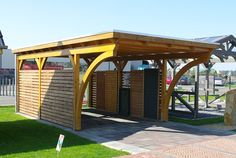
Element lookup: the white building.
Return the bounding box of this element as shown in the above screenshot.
[0,49,15,69]
[0,31,15,69]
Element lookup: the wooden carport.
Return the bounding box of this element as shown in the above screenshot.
[13,31,218,130]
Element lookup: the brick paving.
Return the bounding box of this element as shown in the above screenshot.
[119,137,236,158]
[78,110,236,157]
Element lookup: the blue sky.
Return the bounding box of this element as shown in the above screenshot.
[1,0,236,70]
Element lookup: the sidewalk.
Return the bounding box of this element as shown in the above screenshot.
[0,96,15,106]
[119,136,236,158]
[75,110,236,157]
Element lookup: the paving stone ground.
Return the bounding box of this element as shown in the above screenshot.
[78,110,236,158]
[23,109,236,158]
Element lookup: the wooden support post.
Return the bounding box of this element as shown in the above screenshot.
[160,60,167,121]
[113,60,128,112]
[83,57,93,107]
[171,64,178,111]
[35,57,47,119]
[75,51,114,130]
[194,65,199,118]
[70,54,80,130]
[205,66,210,108]
[16,57,24,112]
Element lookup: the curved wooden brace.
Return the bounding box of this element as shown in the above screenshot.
[75,50,114,130]
[161,55,209,121]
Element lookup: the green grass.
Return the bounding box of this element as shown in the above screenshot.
[169,116,224,126]
[0,106,128,158]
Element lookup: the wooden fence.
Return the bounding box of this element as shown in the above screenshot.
[18,69,74,128]
[41,70,74,128]
[18,70,39,118]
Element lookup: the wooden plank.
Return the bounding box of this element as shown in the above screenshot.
[41,99,72,106]
[41,107,73,118]
[41,104,73,114]
[130,71,144,118]
[41,113,72,126]
[41,82,73,88]
[41,95,73,103]
[104,71,118,113]
[41,91,73,99]
[96,72,105,110]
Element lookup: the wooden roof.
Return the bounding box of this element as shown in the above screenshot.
[13,30,219,60]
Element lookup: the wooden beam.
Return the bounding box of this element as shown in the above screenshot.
[18,50,70,60]
[41,57,47,69]
[35,58,42,118]
[113,60,128,112]
[83,58,93,66]
[18,59,24,70]
[120,60,128,70]
[69,55,75,67]
[34,57,47,118]
[17,44,116,60]
[72,54,80,130]
[13,32,114,54]
[16,58,24,113]
[75,50,114,130]
[118,40,212,53]
[161,55,210,121]
[160,59,167,120]
[70,44,116,55]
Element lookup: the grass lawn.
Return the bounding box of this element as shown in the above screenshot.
[0,106,128,158]
[169,116,224,126]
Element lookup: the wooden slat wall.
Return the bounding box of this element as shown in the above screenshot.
[19,70,39,118]
[157,69,161,119]
[96,72,105,110]
[40,70,73,128]
[91,73,97,107]
[130,70,144,117]
[158,70,163,115]
[104,71,118,113]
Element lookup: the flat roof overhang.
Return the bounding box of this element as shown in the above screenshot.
[13,31,219,60]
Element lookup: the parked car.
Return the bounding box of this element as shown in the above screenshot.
[214,77,224,86]
[178,76,191,85]
[166,77,172,85]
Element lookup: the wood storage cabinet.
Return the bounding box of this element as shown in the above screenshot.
[130,69,160,119]
[92,71,118,113]
[130,70,144,117]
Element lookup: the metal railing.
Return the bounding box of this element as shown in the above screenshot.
[0,77,15,96]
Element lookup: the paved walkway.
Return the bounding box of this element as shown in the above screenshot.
[0,96,15,106]
[120,136,236,158]
[77,110,236,158]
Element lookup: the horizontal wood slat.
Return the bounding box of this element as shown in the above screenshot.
[104,71,118,113]
[18,70,39,118]
[40,70,74,128]
[130,71,144,118]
